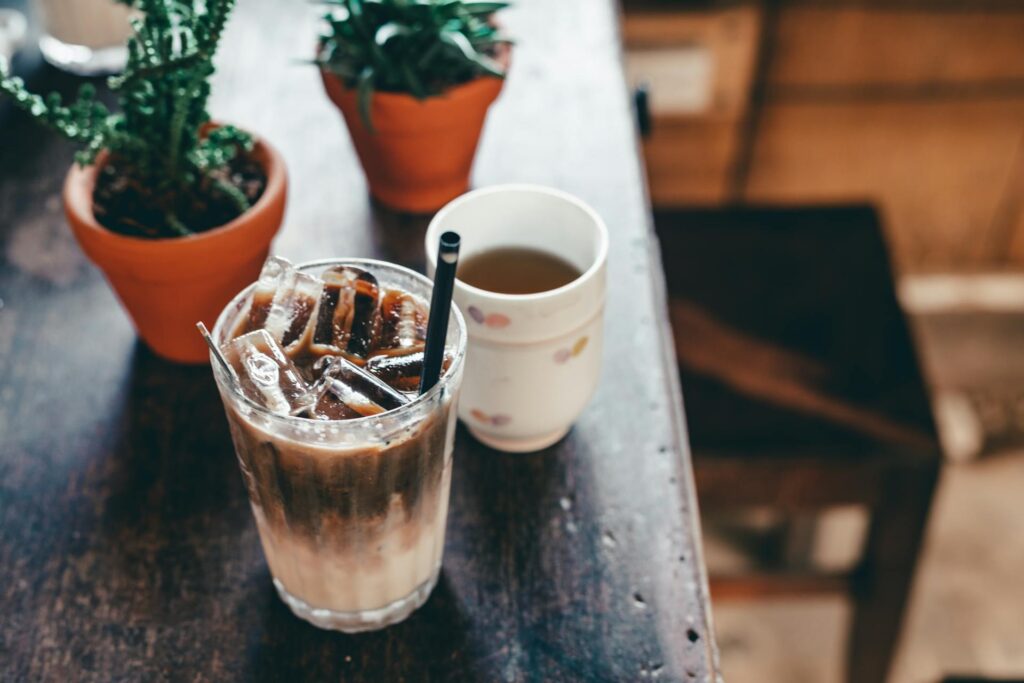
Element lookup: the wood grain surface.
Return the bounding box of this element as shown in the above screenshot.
[0,0,718,680]
[744,97,1024,273]
[768,5,1024,90]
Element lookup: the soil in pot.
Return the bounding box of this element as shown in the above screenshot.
[92,151,267,238]
[65,136,287,364]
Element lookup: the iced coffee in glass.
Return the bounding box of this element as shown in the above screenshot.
[209,257,466,632]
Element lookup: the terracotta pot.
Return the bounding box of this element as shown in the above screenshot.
[321,50,508,213]
[64,136,288,364]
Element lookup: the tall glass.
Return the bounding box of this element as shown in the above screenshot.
[211,259,467,632]
[34,0,134,75]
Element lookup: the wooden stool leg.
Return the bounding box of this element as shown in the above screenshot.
[847,460,939,683]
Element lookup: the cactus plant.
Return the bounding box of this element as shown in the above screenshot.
[316,0,510,127]
[0,0,258,237]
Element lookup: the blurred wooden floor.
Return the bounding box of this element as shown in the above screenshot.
[707,297,1024,682]
[712,446,1024,683]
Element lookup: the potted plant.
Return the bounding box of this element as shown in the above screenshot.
[317,0,510,213]
[0,0,287,363]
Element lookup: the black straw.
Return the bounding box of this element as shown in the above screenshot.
[419,231,460,395]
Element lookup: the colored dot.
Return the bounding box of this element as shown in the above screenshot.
[485,313,510,328]
[467,306,486,324]
[572,336,589,356]
[554,348,571,364]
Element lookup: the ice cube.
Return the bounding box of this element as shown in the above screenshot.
[377,289,427,354]
[228,256,324,357]
[221,329,318,417]
[229,256,290,340]
[309,355,409,420]
[310,266,380,359]
[262,267,323,356]
[311,375,383,420]
[365,351,425,393]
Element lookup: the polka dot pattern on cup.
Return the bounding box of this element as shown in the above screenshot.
[467,305,510,329]
[470,409,512,426]
[553,336,589,364]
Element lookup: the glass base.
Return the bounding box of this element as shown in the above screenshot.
[39,34,127,75]
[273,569,440,633]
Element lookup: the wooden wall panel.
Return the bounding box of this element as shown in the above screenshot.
[743,98,1024,273]
[1007,206,1024,265]
[1001,136,1024,263]
[643,119,742,204]
[623,2,1024,265]
[624,7,762,119]
[624,6,761,204]
[769,7,1024,88]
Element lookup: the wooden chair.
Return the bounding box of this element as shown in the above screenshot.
[654,206,941,683]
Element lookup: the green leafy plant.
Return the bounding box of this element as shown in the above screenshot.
[0,0,255,237]
[316,0,510,127]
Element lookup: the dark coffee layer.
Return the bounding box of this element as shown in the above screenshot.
[225,401,451,539]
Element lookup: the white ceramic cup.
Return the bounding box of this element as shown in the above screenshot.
[0,10,27,63]
[33,0,134,75]
[426,184,608,452]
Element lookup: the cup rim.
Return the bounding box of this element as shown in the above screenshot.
[425,184,609,302]
[210,257,468,428]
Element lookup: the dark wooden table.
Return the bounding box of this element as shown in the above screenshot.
[0,1,718,680]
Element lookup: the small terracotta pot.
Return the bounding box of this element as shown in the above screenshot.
[64,136,288,364]
[321,49,508,213]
